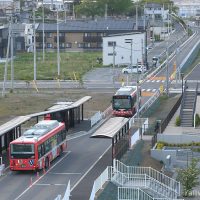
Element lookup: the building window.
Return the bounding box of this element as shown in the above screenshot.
[66,43,72,48]
[47,43,52,48]
[84,33,91,37]
[97,42,102,48]
[59,33,65,37]
[84,43,91,48]
[28,38,31,45]
[97,33,103,36]
[78,43,84,48]
[108,53,113,56]
[108,41,116,47]
[60,43,65,48]
[47,33,52,38]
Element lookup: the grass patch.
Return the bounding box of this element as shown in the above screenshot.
[0,51,102,80]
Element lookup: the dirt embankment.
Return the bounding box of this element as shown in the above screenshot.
[0,89,113,125]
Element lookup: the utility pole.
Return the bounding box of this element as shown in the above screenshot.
[166,42,169,96]
[143,4,146,30]
[105,4,107,19]
[63,0,66,23]
[112,43,116,85]
[136,59,140,118]
[152,11,155,46]
[125,38,133,85]
[57,9,60,78]
[136,3,138,30]
[10,12,14,90]
[42,0,45,61]
[2,22,11,97]
[33,4,37,81]
[167,4,170,39]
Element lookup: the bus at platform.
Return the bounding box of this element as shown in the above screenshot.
[9,120,66,171]
[112,86,141,117]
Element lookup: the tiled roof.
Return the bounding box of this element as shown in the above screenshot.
[37,19,138,32]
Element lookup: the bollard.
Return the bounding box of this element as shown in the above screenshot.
[30,177,33,186]
[36,172,39,180]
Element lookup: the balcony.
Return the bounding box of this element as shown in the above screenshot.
[54,36,66,43]
[83,36,102,43]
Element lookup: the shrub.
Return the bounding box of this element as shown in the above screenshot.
[175,116,181,126]
[195,113,200,126]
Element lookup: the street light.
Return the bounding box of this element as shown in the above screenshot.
[181,73,184,96]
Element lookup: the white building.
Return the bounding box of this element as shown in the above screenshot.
[145,3,169,21]
[103,32,146,66]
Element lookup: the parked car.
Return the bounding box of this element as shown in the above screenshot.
[122,65,147,74]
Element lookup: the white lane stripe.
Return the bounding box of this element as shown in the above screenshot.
[71,144,112,191]
[151,80,155,82]
[14,151,71,200]
[146,80,150,82]
[147,89,151,92]
[49,172,81,175]
[142,89,146,91]
[162,80,165,82]
[152,89,156,92]
[156,80,160,82]
[35,183,66,186]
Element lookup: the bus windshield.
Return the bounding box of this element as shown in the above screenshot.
[113,96,131,109]
[10,144,35,158]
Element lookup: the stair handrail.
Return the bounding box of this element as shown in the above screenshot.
[112,169,178,199]
[118,186,183,200]
[114,159,180,195]
[180,79,187,122]
[192,82,199,125]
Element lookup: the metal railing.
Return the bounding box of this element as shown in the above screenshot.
[89,167,111,200]
[113,160,180,196]
[111,169,179,199]
[118,187,184,200]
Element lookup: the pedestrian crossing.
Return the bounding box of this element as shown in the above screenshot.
[141,88,158,96]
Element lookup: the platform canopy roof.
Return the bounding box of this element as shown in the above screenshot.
[91,117,129,138]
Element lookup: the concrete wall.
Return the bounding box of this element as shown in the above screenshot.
[157,134,200,144]
[151,144,177,164]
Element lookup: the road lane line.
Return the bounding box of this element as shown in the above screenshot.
[49,172,81,175]
[14,151,71,200]
[71,144,112,191]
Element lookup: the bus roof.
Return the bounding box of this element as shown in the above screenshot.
[115,86,137,95]
[10,120,63,144]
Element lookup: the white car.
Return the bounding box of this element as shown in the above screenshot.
[122,65,147,74]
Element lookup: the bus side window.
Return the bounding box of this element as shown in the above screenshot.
[38,145,42,158]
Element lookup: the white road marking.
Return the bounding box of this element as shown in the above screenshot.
[49,172,81,175]
[71,144,112,191]
[35,183,66,186]
[14,151,71,200]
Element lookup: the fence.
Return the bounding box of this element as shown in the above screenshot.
[89,167,112,200]
[90,111,102,127]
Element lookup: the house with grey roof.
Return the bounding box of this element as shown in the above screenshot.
[35,18,147,51]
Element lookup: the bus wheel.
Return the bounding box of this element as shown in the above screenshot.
[59,146,63,156]
[45,157,49,169]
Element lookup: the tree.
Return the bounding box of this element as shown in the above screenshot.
[75,0,133,18]
[75,0,103,19]
[177,158,200,197]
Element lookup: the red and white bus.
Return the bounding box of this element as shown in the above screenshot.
[112,86,141,117]
[9,120,67,171]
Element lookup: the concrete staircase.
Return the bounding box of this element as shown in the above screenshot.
[180,89,197,127]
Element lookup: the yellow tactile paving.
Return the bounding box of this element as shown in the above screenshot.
[150,76,166,81]
[142,91,156,97]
